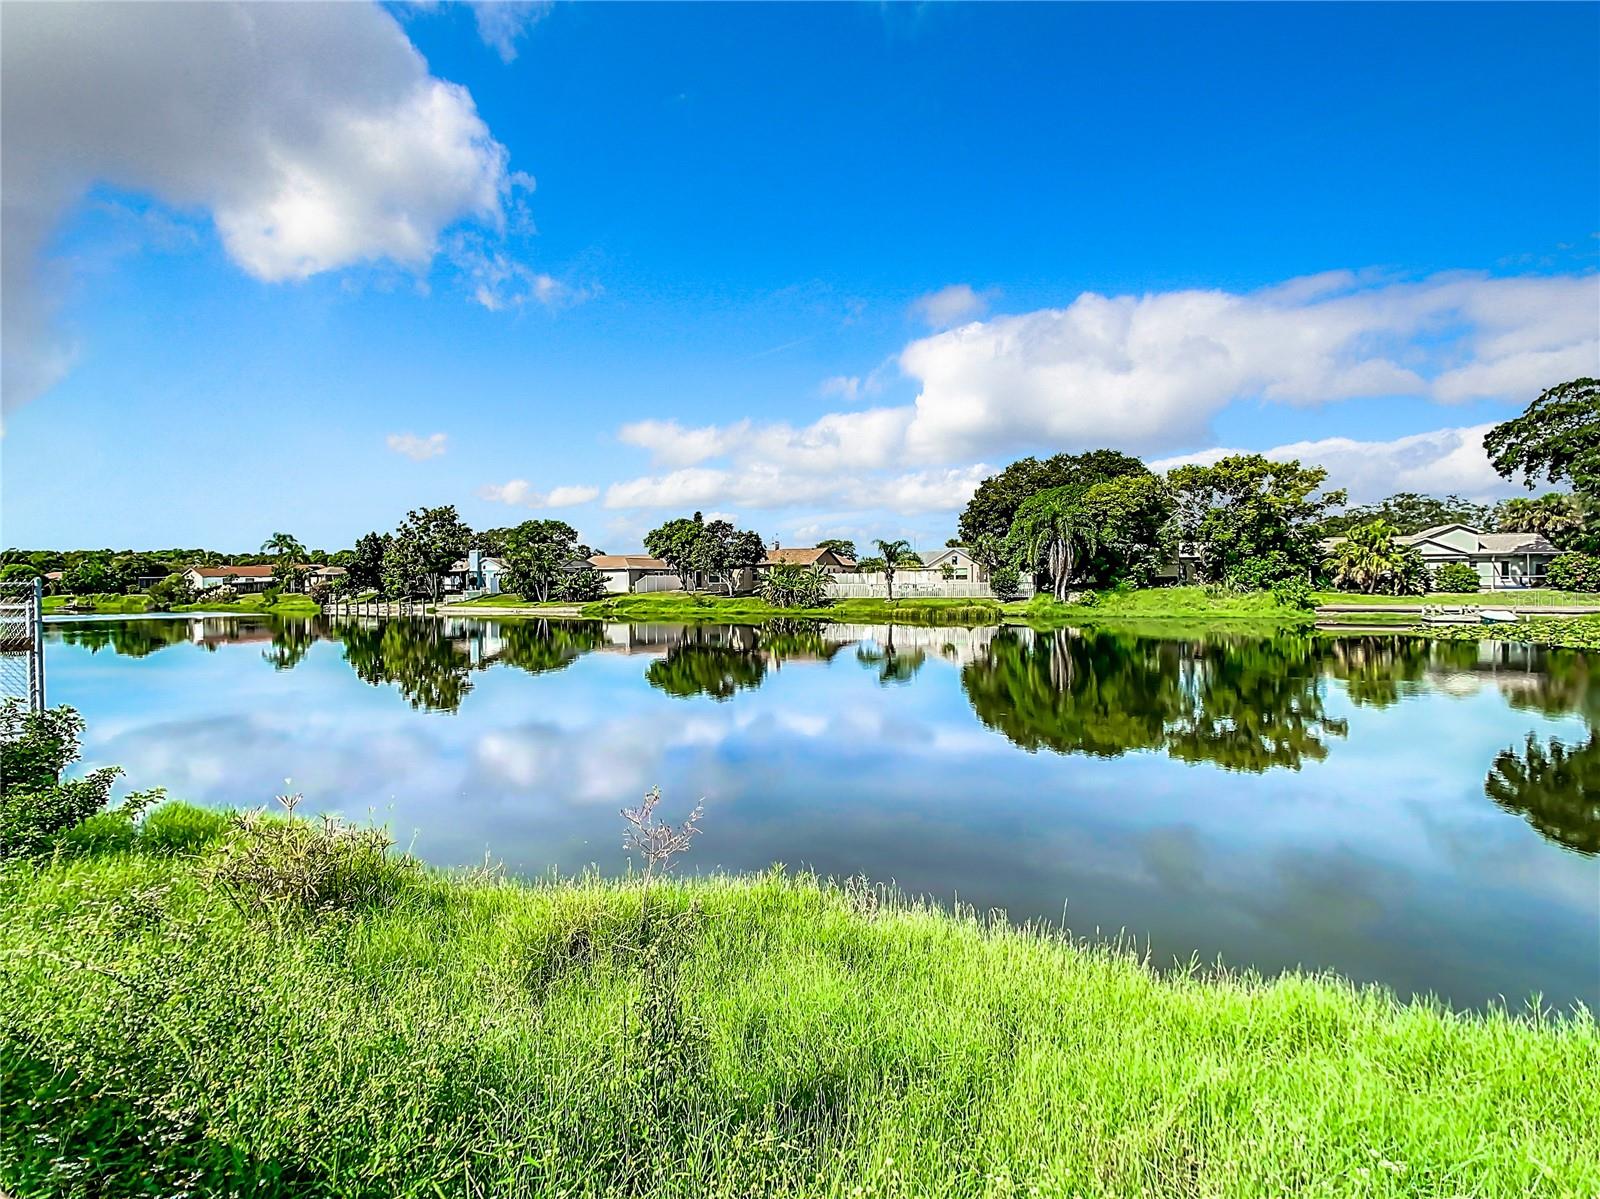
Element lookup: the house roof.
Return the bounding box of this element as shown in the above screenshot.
[447,556,505,572]
[188,564,274,578]
[589,554,670,570]
[918,546,969,566]
[1397,526,1559,555]
[761,547,843,567]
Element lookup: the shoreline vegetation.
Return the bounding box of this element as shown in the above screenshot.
[44,586,1600,647]
[3,801,1597,1197]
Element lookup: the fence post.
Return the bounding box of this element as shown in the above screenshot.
[31,577,45,710]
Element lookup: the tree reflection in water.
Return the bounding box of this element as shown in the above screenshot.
[1485,734,1600,857]
[645,625,767,701]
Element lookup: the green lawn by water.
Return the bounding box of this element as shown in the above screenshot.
[3,812,1595,1198]
[43,594,321,617]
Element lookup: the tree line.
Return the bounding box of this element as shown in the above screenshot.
[954,378,1599,598]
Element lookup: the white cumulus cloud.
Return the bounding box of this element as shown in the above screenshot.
[1152,424,1512,504]
[386,432,449,461]
[2,1,522,408]
[480,480,600,508]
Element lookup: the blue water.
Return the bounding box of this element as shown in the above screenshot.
[45,614,1600,1011]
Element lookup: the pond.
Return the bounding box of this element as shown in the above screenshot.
[44,613,1600,1011]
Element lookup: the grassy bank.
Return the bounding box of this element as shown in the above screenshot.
[3,810,1596,1198]
[1008,586,1305,627]
[43,594,321,617]
[1315,589,1600,608]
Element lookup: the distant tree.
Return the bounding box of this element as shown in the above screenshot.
[60,555,119,596]
[1319,492,1493,538]
[873,539,914,601]
[989,562,1022,599]
[347,532,390,592]
[817,538,857,560]
[958,450,1151,564]
[1323,521,1428,595]
[855,556,886,573]
[644,512,710,590]
[0,564,40,582]
[945,537,961,548]
[499,520,588,603]
[1495,493,1587,547]
[260,532,308,592]
[383,506,472,602]
[1484,379,1600,499]
[1168,455,1345,587]
[692,520,766,596]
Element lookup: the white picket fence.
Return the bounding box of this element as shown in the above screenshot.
[823,573,1032,600]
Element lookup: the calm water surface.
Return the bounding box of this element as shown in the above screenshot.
[45,613,1600,1011]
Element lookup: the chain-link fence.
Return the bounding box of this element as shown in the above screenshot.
[0,579,45,712]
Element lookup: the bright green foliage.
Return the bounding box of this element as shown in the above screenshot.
[1323,521,1428,595]
[873,538,914,600]
[145,572,195,609]
[1484,378,1600,498]
[988,562,1022,599]
[644,513,766,594]
[139,802,231,855]
[498,519,591,602]
[1,850,1595,1197]
[259,532,308,592]
[1168,454,1346,586]
[1007,475,1172,599]
[1432,562,1481,593]
[958,449,1150,559]
[383,506,473,602]
[347,531,390,592]
[0,702,123,858]
[1546,553,1600,592]
[0,563,41,582]
[758,563,830,607]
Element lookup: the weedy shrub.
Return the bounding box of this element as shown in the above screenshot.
[1,701,124,858]
[139,801,231,855]
[209,793,417,917]
[1546,552,1600,592]
[1270,578,1316,610]
[1432,562,1481,593]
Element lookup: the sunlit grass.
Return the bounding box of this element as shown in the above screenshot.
[3,815,1596,1198]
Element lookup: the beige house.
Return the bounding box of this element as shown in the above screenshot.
[588,554,684,594]
[759,545,858,572]
[1396,524,1561,589]
[915,546,986,582]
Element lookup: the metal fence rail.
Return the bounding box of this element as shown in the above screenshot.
[0,579,45,711]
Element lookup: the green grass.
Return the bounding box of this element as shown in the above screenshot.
[1007,587,1304,627]
[43,594,321,617]
[3,811,1596,1198]
[1315,589,1600,608]
[40,593,156,615]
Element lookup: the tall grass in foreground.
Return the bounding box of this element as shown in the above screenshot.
[2,811,1597,1198]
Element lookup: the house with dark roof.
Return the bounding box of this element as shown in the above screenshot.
[1395,524,1561,589]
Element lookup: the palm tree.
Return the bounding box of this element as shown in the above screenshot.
[1007,488,1099,601]
[1497,494,1585,544]
[874,538,913,601]
[1323,520,1426,595]
[260,531,308,592]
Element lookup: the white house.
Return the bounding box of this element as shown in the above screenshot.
[1395,524,1561,589]
[181,564,275,593]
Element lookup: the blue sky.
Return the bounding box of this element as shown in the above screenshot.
[3,1,1597,552]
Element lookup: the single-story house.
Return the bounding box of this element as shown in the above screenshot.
[588,554,684,594]
[1395,524,1561,589]
[444,551,507,596]
[182,564,276,593]
[914,546,986,582]
[758,545,858,573]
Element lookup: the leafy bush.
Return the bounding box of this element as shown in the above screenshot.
[202,583,238,604]
[1270,578,1316,610]
[989,563,1022,599]
[559,566,609,603]
[140,801,231,855]
[1223,552,1303,591]
[758,564,831,608]
[209,795,418,916]
[1546,553,1600,592]
[1431,562,1481,593]
[0,701,124,858]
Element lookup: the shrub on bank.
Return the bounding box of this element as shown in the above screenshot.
[1432,562,1481,593]
[1546,552,1600,592]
